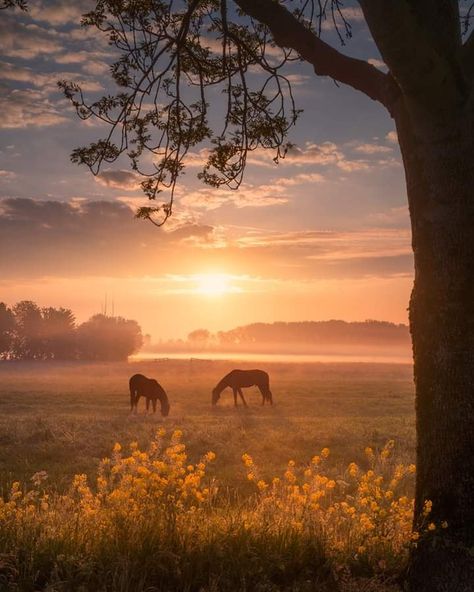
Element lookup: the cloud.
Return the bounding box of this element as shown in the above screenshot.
[180,185,288,210]
[0,18,64,59]
[285,74,311,86]
[0,170,17,181]
[233,227,413,278]
[95,170,142,191]
[81,60,110,76]
[184,140,399,177]
[0,198,215,278]
[353,143,393,155]
[247,142,379,172]
[278,173,325,185]
[339,7,365,21]
[386,131,398,144]
[0,62,104,93]
[368,58,386,70]
[320,6,365,32]
[0,196,414,283]
[178,172,324,211]
[0,88,68,128]
[28,0,93,26]
[369,206,409,227]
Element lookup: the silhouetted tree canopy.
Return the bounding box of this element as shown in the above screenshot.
[0,303,15,359]
[216,320,410,346]
[187,328,211,344]
[11,300,44,360]
[0,301,143,361]
[76,314,143,361]
[41,307,76,360]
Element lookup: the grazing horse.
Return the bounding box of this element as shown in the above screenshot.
[212,369,273,407]
[129,374,170,416]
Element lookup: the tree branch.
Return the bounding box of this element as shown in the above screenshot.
[233,0,398,113]
[359,0,467,105]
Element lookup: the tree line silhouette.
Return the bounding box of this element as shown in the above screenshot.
[0,301,143,361]
[182,320,410,349]
[216,320,410,346]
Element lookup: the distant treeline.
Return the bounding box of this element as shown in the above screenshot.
[0,301,143,361]
[216,320,410,346]
[179,320,410,349]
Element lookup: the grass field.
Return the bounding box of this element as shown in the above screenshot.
[0,359,415,488]
[0,359,416,591]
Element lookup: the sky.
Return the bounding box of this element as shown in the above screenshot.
[0,1,413,341]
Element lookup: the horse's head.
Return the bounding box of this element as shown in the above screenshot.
[211,387,220,406]
[161,397,170,417]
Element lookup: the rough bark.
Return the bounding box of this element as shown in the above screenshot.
[463,31,474,79]
[395,101,474,590]
[359,0,468,107]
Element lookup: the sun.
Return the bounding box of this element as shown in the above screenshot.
[194,274,237,296]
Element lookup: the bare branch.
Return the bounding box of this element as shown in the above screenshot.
[234,0,397,112]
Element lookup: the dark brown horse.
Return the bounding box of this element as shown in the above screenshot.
[212,369,273,407]
[129,374,170,416]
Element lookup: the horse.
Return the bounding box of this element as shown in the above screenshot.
[129,374,170,416]
[212,369,273,407]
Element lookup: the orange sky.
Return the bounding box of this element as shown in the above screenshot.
[0,2,413,340]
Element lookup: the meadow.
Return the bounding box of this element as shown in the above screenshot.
[0,359,416,591]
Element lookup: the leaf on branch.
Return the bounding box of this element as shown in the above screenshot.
[62,0,362,223]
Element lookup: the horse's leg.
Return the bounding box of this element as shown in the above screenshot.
[134,393,140,414]
[258,386,265,405]
[267,389,273,405]
[233,388,238,406]
[146,397,150,414]
[130,389,136,413]
[152,398,157,413]
[238,388,248,407]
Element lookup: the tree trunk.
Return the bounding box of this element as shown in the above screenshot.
[395,103,474,591]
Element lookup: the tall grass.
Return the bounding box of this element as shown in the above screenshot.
[0,430,440,592]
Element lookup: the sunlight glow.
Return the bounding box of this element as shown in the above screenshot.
[194,274,240,296]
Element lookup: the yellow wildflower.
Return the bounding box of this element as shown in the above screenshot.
[423,500,433,516]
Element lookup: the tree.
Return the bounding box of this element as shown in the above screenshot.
[41,307,77,360]
[76,314,143,361]
[63,2,474,589]
[187,328,211,347]
[0,302,15,358]
[11,300,44,359]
